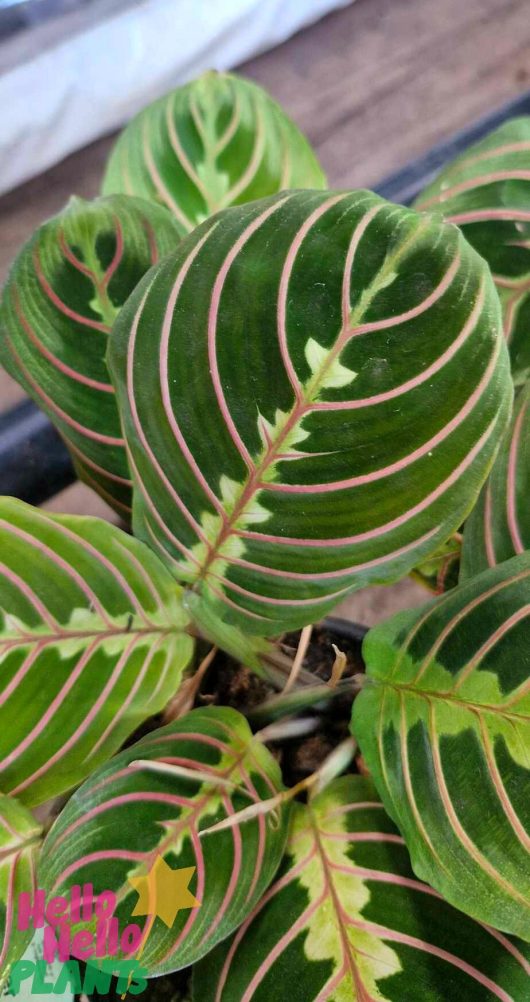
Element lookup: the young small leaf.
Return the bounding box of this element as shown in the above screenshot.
[461,385,530,578]
[0,795,41,984]
[193,775,530,1001]
[0,497,193,806]
[352,553,530,940]
[39,706,289,975]
[102,72,326,231]
[411,533,462,593]
[0,194,182,515]
[414,117,530,383]
[109,189,512,635]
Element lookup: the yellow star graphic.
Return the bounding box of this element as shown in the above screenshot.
[128,855,201,929]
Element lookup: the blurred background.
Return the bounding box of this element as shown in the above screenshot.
[0,0,528,623]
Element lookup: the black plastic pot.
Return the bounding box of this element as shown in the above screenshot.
[323,615,368,645]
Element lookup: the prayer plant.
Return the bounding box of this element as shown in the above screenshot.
[0,72,528,1000]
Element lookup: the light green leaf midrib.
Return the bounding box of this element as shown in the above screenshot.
[61,210,120,327]
[0,832,41,864]
[112,737,266,909]
[288,798,400,1001]
[0,621,184,664]
[188,84,231,216]
[187,211,433,588]
[374,677,529,722]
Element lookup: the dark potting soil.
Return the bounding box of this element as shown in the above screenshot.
[270,624,365,786]
[129,623,365,785]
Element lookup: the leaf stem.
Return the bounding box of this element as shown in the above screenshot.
[282,625,313,694]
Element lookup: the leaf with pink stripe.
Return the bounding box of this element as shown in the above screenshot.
[39,706,289,976]
[0,794,41,986]
[414,116,530,383]
[0,194,182,516]
[102,71,326,233]
[461,385,530,578]
[0,497,193,807]
[352,553,530,941]
[109,189,511,636]
[193,775,530,1001]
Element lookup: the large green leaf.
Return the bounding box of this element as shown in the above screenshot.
[0,497,193,806]
[39,706,289,975]
[461,385,530,579]
[109,189,512,636]
[414,117,530,383]
[0,795,41,985]
[0,194,182,516]
[194,776,530,1001]
[352,553,530,940]
[102,72,326,232]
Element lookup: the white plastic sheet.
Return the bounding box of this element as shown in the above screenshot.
[0,0,351,194]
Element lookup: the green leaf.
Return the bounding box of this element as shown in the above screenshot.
[0,497,193,806]
[411,533,462,593]
[39,706,289,975]
[193,775,530,1001]
[0,194,182,516]
[461,385,530,579]
[247,678,357,725]
[414,117,530,384]
[108,189,512,636]
[352,553,530,940]
[102,71,326,232]
[0,795,41,986]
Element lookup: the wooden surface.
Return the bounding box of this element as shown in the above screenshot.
[2,0,529,620]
